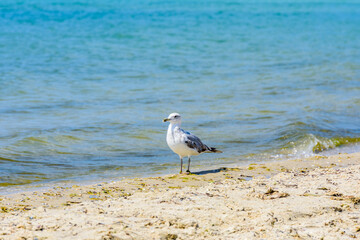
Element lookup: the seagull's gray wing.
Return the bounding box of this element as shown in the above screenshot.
[182,131,211,153]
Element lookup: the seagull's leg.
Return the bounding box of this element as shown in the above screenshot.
[186,157,191,173]
[180,157,183,174]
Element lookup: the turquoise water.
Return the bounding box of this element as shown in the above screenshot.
[1,0,360,191]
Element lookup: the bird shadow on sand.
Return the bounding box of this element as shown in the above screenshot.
[191,167,231,175]
[190,167,253,180]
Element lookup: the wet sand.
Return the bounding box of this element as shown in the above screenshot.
[1,152,360,239]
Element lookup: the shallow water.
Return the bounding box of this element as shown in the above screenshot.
[1,0,360,191]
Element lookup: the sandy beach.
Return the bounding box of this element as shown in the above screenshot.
[1,152,360,240]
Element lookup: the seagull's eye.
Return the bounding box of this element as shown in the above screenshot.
[174,115,178,118]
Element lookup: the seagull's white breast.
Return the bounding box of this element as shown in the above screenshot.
[166,124,199,158]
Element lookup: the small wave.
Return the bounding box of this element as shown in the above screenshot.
[19,136,50,145]
[279,134,360,158]
[53,135,82,141]
[311,136,360,153]
[0,156,21,163]
[129,135,151,140]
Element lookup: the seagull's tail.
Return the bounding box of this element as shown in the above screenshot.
[206,147,223,153]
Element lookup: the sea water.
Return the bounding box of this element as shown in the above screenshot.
[0,0,360,191]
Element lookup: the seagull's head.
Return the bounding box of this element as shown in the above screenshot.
[163,113,182,124]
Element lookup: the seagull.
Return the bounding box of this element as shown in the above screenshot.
[163,113,222,174]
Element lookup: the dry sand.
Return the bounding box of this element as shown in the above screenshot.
[1,152,360,239]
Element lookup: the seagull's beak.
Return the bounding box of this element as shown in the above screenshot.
[163,118,169,122]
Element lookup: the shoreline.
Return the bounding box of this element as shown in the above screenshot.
[1,149,356,196]
[1,152,360,239]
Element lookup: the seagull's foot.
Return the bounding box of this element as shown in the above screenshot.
[185,170,191,175]
[179,171,182,174]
